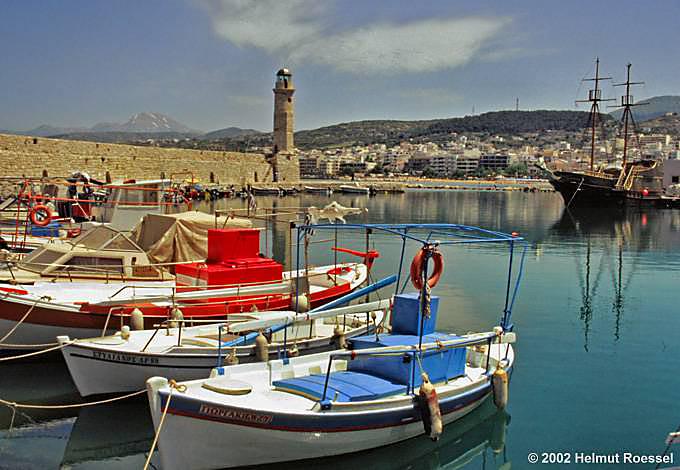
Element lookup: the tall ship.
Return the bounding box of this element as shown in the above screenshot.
[546,60,664,208]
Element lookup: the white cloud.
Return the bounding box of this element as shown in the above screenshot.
[200,0,327,53]
[291,18,508,73]
[200,1,511,73]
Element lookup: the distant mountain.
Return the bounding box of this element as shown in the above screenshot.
[610,95,680,122]
[2,112,199,138]
[121,112,195,133]
[2,124,89,137]
[200,127,262,140]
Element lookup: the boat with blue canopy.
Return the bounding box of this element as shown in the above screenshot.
[145,223,526,470]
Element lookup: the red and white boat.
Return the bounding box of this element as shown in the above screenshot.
[0,227,377,349]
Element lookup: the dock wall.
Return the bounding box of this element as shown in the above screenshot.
[0,134,299,184]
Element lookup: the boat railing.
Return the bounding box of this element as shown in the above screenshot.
[3,258,203,282]
[319,330,505,402]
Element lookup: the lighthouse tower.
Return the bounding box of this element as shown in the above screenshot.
[273,68,295,154]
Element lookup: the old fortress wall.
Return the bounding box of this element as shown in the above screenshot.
[0,133,299,185]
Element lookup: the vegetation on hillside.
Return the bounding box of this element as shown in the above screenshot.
[217,110,608,151]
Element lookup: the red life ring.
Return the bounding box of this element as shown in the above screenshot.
[410,248,444,290]
[30,205,52,227]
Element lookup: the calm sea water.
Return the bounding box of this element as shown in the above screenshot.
[1,189,679,469]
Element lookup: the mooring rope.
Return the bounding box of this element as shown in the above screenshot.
[0,340,72,361]
[0,389,145,411]
[0,389,147,432]
[144,380,186,470]
[0,299,39,343]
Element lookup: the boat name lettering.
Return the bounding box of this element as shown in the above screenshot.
[199,404,273,424]
[91,350,159,364]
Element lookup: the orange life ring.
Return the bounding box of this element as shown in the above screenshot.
[30,205,52,227]
[410,248,444,290]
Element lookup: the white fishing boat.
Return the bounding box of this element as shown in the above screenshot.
[58,299,388,396]
[338,183,371,194]
[147,296,515,470]
[303,185,332,194]
[145,223,526,470]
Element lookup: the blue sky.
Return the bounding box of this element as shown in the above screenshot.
[2,0,680,132]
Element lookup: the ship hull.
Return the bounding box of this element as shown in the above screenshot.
[548,171,624,207]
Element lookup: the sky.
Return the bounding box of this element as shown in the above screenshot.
[2,0,680,133]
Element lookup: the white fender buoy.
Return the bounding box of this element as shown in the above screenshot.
[332,324,347,349]
[291,294,310,313]
[255,331,269,362]
[492,365,509,410]
[418,373,442,441]
[120,325,130,340]
[168,307,184,329]
[130,308,144,331]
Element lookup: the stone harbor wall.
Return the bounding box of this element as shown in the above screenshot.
[0,134,299,184]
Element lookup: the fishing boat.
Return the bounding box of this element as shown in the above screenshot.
[58,299,388,396]
[338,183,371,194]
[303,185,332,194]
[250,186,283,196]
[0,211,251,284]
[546,60,665,208]
[0,225,375,349]
[0,178,192,253]
[145,223,525,470]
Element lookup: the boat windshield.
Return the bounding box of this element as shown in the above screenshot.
[68,226,142,251]
[20,249,65,273]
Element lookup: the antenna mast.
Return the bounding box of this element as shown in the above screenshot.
[576,58,614,171]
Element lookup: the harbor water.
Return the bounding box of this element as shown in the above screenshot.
[1,189,680,469]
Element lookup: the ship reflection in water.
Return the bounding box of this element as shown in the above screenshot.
[550,206,680,351]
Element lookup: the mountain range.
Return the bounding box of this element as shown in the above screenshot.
[3,94,680,148]
[1,112,261,141]
[609,95,680,122]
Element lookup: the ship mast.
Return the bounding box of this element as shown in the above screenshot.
[577,58,614,171]
[612,63,644,170]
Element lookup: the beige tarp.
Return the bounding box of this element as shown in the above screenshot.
[131,211,252,264]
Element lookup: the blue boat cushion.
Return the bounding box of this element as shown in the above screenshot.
[273,371,407,402]
[348,332,466,387]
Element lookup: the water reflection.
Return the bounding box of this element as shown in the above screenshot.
[268,396,511,470]
[549,206,680,351]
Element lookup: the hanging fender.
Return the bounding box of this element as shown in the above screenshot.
[410,248,443,291]
[30,204,52,227]
[418,373,442,441]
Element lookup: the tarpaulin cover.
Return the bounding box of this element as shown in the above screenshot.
[131,211,251,264]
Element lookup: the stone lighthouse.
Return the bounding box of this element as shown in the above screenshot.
[273,67,295,154]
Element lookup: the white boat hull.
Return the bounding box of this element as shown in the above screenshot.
[60,313,380,396]
[146,334,514,470]
[149,392,485,470]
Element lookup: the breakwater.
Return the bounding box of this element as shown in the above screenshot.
[0,134,298,184]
